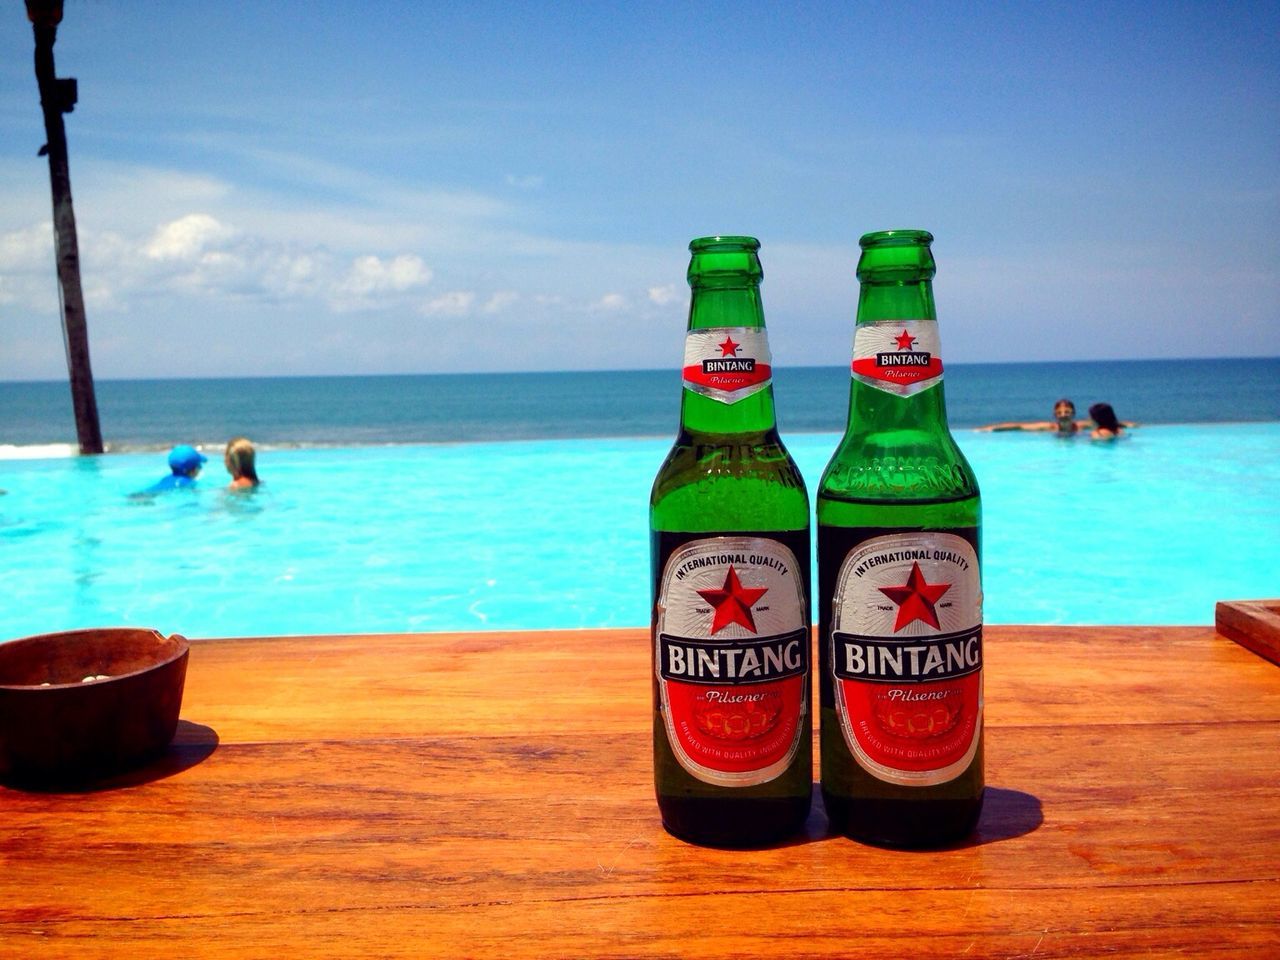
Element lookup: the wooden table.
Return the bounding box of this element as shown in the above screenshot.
[2,625,1278,958]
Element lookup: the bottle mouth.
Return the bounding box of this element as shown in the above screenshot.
[689,235,760,253]
[859,229,934,249]
[857,229,936,280]
[688,236,763,286]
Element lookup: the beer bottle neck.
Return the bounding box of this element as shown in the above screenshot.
[842,229,952,441]
[844,276,951,439]
[823,228,975,504]
[860,278,936,324]
[679,240,777,437]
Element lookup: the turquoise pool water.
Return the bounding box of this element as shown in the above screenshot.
[1,423,1277,640]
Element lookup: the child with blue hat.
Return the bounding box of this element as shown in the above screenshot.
[133,445,207,496]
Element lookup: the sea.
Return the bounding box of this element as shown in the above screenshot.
[3,357,1279,454]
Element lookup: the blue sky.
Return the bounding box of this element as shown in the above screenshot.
[1,1,1277,379]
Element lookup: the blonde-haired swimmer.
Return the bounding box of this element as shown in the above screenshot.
[224,437,261,489]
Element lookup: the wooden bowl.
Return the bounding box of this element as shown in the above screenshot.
[0,628,189,787]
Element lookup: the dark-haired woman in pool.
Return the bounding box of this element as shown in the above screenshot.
[1088,403,1127,440]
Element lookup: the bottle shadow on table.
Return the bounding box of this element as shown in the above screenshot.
[964,785,1044,846]
[1,720,219,794]
[800,784,1043,849]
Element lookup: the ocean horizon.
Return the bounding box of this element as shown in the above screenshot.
[2,357,1278,457]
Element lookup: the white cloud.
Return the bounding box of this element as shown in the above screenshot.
[0,212,440,317]
[504,174,544,190]
[0,225,55,307]
[647,284,680,306]
[332,254,433,310]
[260,252,321,298]
[339,255,433,296]
[145,214,238,261]
[421,291,476,316]
[0,224,53,270]
[482,291,519,314]
[592,292,627,311]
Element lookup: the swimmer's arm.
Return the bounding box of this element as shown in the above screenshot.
[976,421,1054,432]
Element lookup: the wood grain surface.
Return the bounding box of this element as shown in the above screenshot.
[2,625,1278,959]
[1217,599,1280,666]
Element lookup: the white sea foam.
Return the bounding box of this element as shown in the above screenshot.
[0,443,79,461]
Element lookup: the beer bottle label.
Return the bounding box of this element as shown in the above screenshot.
[682,327,773,404]
[850,319,944,397]
[825,529,982,786]
[654,533,809,786]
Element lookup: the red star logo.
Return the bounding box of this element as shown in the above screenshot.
[878,562,951,632]
[717,336,741,357]
[893,329,917,350]
[697,566,768,634]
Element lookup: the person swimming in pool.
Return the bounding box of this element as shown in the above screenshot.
[224,437,261,490]
[1088,402,1127,440]
[132,445,206,497]
[978,399,1086,436]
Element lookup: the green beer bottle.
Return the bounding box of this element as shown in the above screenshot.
[818,230,984,847]
[650,236,812,847]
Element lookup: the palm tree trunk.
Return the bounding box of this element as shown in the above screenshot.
[33,18,103,455]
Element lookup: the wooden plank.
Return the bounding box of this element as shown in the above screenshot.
[182,627,1280,744]
[1217,599,1280,666]
[5,724,1279,893]
[1,882,1277,959]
